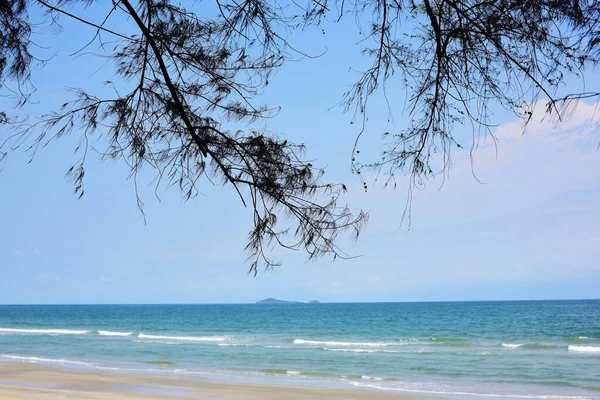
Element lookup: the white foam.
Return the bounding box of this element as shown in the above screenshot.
[133,340,181,345]
[568,345,600,353]
[98,330,133,337]
[93,365,210,376]
[361,375,384,381]
[293,339,397,347]
[218,343,249,347]
[0,354,93,366]
[287,370,301,376]
[0,328,89,335]
[501,343,523,348]
[137,334,227,342]
[324,348,402,354]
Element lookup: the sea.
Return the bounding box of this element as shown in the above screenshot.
[0,300,599,399]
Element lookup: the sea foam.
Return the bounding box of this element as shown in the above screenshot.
[137,334,227,342]
[361,375,384,381]
[501,343,523,348]
[98,331,133,337]
[324,348,403,353]
[0,354,93,366]
[0,328,89,335]
[133,340,181,345]
[568,345,600,353]
[293,339,397,347]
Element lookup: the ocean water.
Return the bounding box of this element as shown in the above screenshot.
[0,300,599,399]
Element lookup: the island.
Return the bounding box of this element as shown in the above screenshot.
[255,298,320,304]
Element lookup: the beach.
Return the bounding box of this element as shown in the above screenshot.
[0,363,432,399]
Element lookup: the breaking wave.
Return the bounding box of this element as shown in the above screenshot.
[293,339,401,347]
[137,334,228,342]
[0,328,89,335]
[0,354,93,366]
[568,345,600,353]
[98,331,133,337]
[324,348,403,353]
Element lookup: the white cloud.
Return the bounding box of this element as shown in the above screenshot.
[412,100,598,225]
[522,99,600,139]
[318,99,600,295]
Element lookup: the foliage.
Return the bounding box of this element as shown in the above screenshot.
[0,0,368,273]
[1,0,599,269]
[337,0,600,215]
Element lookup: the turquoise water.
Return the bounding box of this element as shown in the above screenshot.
[0,301,599,399]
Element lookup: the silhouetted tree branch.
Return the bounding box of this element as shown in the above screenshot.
[2,0,599,266]
[0,0,367,272]
[340,0,599,219]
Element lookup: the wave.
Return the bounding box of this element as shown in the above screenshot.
[323,348,403,354]
[263,369,301,376]
[215,341,292,349]
[137,334,228,342]
[0,328,89,335]
[568,345,600,353]
[133,340,182,345]
[361,375,384,381]
[262,369,331,378]
[293,337,470,348]
[0,328,226,343]
[0,354,93,366]
[429,337,472,346]
[97,331,133,337]
[430,337,467,343]
[501,343,564,350]
[566,336,596,342]
[293,339,400,347]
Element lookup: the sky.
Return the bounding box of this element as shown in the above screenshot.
[0,4,599,304]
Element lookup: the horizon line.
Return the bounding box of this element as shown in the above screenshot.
[0,298,598,306]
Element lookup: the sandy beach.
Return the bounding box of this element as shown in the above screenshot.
[0,363,435,400]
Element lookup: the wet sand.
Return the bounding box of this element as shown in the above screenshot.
[0,362,437,399]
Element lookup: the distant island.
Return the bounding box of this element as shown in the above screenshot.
[255,298,321,304]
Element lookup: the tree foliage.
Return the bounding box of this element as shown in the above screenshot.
[340,0,600,218]
[1,0,599,270]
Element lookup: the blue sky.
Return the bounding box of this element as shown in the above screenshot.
[1,5,599,304]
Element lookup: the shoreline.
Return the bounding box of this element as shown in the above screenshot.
[0,362,437,399]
